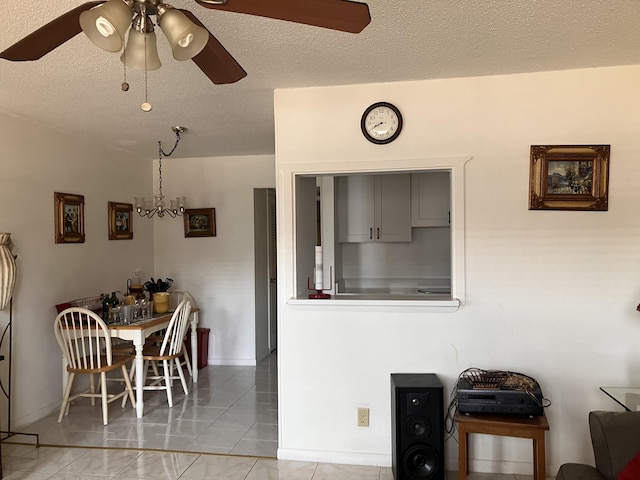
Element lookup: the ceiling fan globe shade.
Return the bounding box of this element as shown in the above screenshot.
[159,9,208,61]
[120,30,161,70]
[79,0,132,53]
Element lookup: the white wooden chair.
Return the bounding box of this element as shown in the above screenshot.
[128,299,192,408]
[54,307,135,425]
[169,290,196,376]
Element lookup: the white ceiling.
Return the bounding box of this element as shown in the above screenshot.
[1,0,640,160]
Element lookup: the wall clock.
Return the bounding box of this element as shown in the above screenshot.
[361,102,403,144]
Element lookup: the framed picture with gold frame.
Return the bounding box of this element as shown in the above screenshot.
[108,202,133,240]
[184,208,216,238]
[529,145,610,211]
[54,192,85,244]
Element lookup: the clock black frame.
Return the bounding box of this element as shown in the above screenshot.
[360,101,403,145]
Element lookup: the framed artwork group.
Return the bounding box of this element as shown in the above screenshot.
[54,192,217,243]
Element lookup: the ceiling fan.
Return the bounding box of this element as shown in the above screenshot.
[0,0,371,86]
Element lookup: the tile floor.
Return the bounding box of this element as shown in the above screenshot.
[1,353,555,479]
[13,353,279,457]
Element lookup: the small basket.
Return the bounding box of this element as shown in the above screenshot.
[462,369,508,390]
[55,295,104,314]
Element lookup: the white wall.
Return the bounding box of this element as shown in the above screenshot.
[274,66,640,474]
[153,155,275,365]
[0,111,154,427]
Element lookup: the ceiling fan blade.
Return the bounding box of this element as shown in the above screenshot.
[180,10,247,85]
[0,1,105,61]
[194,0,371,34]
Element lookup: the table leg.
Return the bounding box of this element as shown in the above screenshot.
[134,338,144,418]
[458,425,468,480]
[190,311,199,383]
[533,433,546,480]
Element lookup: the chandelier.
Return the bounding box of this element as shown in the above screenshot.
[134,126,187,219]
[80,0,214,110]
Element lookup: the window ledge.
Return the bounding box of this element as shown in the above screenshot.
[288,295,460,312]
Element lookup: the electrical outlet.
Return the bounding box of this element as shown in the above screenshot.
[357,407,370,427]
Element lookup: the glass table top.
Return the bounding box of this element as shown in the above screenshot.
[600,387,640,411]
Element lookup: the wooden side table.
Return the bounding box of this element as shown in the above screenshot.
[455,412,549,480]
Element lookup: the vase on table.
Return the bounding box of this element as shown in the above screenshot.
[0,233,17,311]
[153,292,170,314]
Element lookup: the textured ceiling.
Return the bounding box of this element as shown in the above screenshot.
[1,0,640,159]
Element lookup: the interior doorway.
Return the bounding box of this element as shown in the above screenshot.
[253,188,277,361]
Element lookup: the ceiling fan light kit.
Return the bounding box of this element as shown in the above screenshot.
[81,0,208,68]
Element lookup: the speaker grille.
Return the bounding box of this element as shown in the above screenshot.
[403,444,439,479]
[406,416,431,438]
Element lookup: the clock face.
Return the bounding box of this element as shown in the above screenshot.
[361,102,403,144]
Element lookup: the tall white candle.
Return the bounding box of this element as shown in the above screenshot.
[314,245,323,290]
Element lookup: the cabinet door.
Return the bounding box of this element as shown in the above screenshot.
[375,174,412,242]
[337,175,375,243]
[411,172,450,227]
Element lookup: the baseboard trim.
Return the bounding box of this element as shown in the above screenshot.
[277,448,391,467]
[208,357,257,366]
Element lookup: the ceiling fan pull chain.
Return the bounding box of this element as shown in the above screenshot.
[141,29,152,111]
[121,46,129,92]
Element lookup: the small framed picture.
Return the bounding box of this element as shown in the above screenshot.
[184,208,216,238]
[108,202,133,240]
[529,145,610,211]
[55,192,85,244]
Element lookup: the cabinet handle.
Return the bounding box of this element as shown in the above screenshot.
[369,228,373,240]
[377,227,380,239]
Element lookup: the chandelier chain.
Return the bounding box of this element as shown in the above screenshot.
[135,127,186,219]
[157,130,181,196]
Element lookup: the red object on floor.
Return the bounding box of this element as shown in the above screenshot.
[184,327,210,369]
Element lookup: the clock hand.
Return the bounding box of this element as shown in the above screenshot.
[371,121,384,129]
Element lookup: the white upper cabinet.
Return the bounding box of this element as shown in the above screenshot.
[337,174,412,243]
[411,171,451,227]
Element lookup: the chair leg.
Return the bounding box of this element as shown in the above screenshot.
[58,373,75,422]
[182,340,193,377]
[121,365,136,408]
[89,373,96,406]
[100,372,108,425]
[175,358,189,395]
[163,359,173,407]
[122,361,136,408]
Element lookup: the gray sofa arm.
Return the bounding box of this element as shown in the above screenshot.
[554,411,640,480]
[589,410,640,480]
[555,463,604,480]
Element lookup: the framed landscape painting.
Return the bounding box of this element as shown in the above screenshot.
[529,145,610,211]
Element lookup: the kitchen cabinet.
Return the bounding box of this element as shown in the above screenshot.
[411,171,450,227]
[337,174,412,243]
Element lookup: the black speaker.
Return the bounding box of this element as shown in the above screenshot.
[391,373,444,480]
